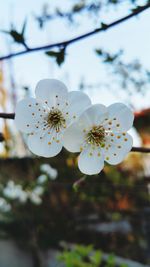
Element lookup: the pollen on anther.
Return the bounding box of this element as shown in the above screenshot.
[56,140,60,143]
[108,121,112,125]
[48,142,51,145]
[66,112,69,115]
[124,138,128,141]
[53,137,55,140]
[80,147,83,152]
[122,132,126,136]
[97,152,101,157]
[116,124,120,127]
[89,152,93,156]
[111,133,114,136]
[32,113,35,116]
[106,156,109,160]
[111,139,114,142]
[117,136,121,139]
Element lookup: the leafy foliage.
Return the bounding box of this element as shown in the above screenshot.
[45,47,66,66]
[58,244,128,267]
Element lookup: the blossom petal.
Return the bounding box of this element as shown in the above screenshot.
[104,133,133,165]
[35,79,68,108]
[106,103,134,132]
[66,91,91,122]
[27,131,62,157]
[15,97,45,133]
[63,123,85,152]
[78,146,104,175]
[77,104,108,131]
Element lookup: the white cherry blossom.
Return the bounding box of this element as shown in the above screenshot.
[63,103,134,175]
[15,79,91,157]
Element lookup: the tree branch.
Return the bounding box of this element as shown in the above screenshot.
[0,3,150,61]
[131,147,150,153]
[0,111,150,153]
[0,113,15,119]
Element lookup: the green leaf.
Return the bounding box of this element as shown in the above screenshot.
[46,48,65,66]
[101,22,108,30]
[22,18,27,35]
[10,30,25,44]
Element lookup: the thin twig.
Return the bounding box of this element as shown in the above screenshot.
[0,3,150,61]
[131,147,150,153]
[0,113,149,153]
[0,113,15,119]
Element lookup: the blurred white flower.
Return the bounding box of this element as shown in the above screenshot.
[37,174,47,184]
[40,164,58,180]
[63,103,134,175]
[3,181,28,203]
[28,192,42,205]
[15,79,91,157]
[0,197,11,212]
[28,186,44,205]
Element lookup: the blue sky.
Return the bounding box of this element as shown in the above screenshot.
[0,0,150,112]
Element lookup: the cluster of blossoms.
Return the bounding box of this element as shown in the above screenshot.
[0,164,58,209]
[15,79,134,175]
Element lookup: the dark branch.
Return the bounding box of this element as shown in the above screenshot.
[131,147,150,153]
[0,113,15,119]
[0,3,150,61]
[0,111,150,154]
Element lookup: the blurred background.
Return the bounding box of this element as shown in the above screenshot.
[0,0,150,266]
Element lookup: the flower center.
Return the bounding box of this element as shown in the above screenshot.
[46,108,66,132]
[86,125,105,146]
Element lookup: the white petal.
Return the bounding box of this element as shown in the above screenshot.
[35,79,68,108]
[77,104,108,131]
[63,123,85,152]
[27,131,62,157]
[66,91,91,122]
[106,103,134,131]
[78,146,104,175]
[104,133,133,165]
[15,97,45,133]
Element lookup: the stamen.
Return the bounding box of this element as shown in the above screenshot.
[46,108,66,132]
[86,125,105,147]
